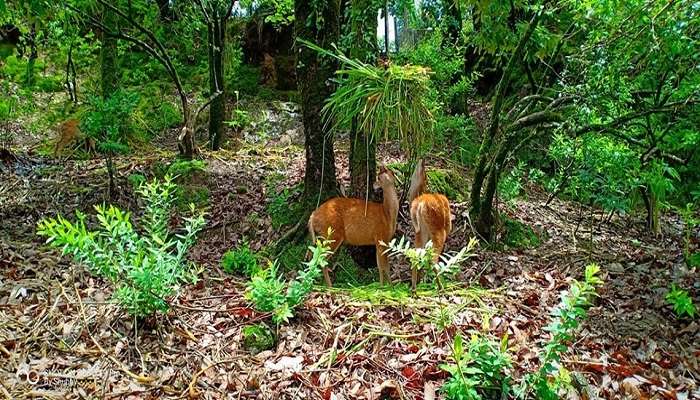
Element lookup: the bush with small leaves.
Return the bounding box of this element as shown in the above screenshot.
[246,237,332,324]
[516,264,604,399]
[441,334,513,400]
[37,176,206,318]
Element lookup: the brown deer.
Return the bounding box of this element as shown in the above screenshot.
[308,166,399,286]
[408,159,452,292]
[53,119,94,157]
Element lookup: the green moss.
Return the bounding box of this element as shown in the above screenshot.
[275,242,308,272]
[167,159,206,179]
[242,323,276,354]
[426,169,466,201]
[332,248,377,286]
[265,173,303,229]
[502,217,541,249]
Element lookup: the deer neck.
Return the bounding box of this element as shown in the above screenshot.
[382,184,399,236]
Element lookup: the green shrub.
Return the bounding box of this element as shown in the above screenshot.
[176,187,210,210]
[434,114,479,165]
[242,323,276,354]
[266,174,303,229]
[441,334,513,400]
[247,238,332,324]
[81,89,139,155]
[37,176,206,317]
[498,162,525,206]
[666,284,697,318]
[221,243,258,276]
[127,173,146,188]
[517,264,603,399]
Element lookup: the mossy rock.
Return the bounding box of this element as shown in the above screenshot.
[242,323,276,354]
[426,169,467,202]
[501,218,541,249]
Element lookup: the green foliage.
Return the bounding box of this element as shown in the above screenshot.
[675,203,700,266]
[498,162,525,206]
[36,176,206,317]
[302,40,436,157]
[385,236,478,289]
[666,285,697,319]
[242,323,276,354]
[266,174,303,229]
[221,243,259,276]
[502,218,541,249]
[127,173,146,188]
[224,109,251,131]
[548,133,639,212]
[81,90,139,155]
[434,115,479,164]
[517,264,603,399]
[247,237,332,324]
[441,333,512,400]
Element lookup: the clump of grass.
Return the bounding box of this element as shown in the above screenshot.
[242,323,276,354]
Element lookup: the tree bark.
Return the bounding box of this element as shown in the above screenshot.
[208,12,226,150]
[295,0,341,206]
[470,10,543,240]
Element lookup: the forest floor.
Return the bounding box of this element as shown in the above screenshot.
[0,102,698,400]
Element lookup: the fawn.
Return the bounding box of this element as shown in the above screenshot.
[308,166,399,287]
[408,159,452,292]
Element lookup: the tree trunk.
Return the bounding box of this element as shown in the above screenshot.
[65,41,78,104]
[383,1,389,55]
[24,22,37,87]
[100,7,118,99]
[348,0,379,200]
[208,13,226,151]
[295,0,341,206]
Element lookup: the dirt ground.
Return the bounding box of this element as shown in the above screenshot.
[0,118,698,399]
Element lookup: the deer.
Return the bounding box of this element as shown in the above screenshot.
[53,119,94,157]
[308,166,399,287]
[408,159,452,292]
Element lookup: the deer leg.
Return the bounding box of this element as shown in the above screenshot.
[431,230,447,290]
[376,243,390,285]
[322,237,344,287]
[412,229,429,293]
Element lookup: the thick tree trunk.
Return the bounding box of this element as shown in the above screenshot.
[100,8,118,99]
[208,14,226,151]
[383,1,389,55]
[349,126,377,200]
[295,0,341,206]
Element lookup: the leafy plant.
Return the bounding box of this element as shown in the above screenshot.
[301,40,436,157]
[385,236,478,290]
[498,162,525,206]
[247,237,332,324]
[517,264,604,399]
[221,243,258,276]
[666,285,697,319]
[167,159,206,178]
[266,174,303,229]
[675,203,700,266]
[224,108,251,132]
[441,333,513,400]
[36,176,206,317]
[242,323,276,354]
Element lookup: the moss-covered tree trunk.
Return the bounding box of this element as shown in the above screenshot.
[295,0,341,206]
[208,11,226,151]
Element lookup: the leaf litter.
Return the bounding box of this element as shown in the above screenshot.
[0,121,698,399]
